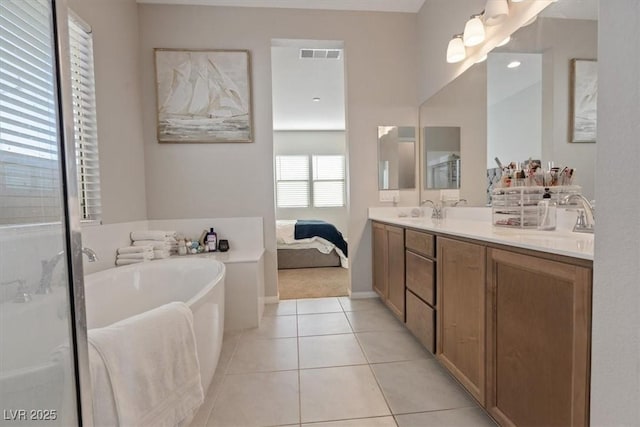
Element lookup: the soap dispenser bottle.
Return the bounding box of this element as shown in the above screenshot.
[206,228,218,252]
[537,188,557,230]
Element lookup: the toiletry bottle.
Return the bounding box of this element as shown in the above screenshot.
[178,238,187,256]
[206,228,218,252]
[537,188,557,230]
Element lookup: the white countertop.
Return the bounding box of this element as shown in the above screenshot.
[171,248,265,264]
[369,208,594,261]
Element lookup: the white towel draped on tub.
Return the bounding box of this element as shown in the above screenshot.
[89,301,204,427]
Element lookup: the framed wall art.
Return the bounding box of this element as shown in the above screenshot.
[569,58,597,143]
[154,48,253,143]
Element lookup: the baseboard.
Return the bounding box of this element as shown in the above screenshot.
[349,291,380,299]
[264,296,280,304]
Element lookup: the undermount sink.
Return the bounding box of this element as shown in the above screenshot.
[495,230,594,251]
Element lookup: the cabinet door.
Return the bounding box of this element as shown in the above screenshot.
[386,225,405,320]
[486,249,591,427]
[437,237,486,405]
[372,222,388,299]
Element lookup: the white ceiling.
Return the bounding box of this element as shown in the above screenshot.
[271,43,346,131]
[137,0,426,13]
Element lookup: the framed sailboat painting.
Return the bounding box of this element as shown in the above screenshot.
[154,49,253,143]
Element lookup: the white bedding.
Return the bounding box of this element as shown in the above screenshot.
[276,220,348,268]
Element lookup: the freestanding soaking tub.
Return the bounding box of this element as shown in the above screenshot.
[84,257,226,392]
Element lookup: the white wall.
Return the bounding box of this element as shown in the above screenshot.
[137,5,418,297]
[67,0,147,224]
[591,1,640,424]
[417,0,486,103]
[274,131,348,234]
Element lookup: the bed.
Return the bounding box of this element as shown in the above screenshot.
[276,220,348,269]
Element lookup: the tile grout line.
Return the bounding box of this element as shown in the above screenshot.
[203,330,243,425]
[296,300,303,426]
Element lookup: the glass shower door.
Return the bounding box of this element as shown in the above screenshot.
[1,0,89,425]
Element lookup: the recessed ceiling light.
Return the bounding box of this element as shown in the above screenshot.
[312,97,321,102]
[507,60,521,69]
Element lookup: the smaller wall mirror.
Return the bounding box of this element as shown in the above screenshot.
[378,126,416,190]
[423,126,461,189]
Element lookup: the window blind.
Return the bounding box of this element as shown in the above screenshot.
[312,155,345,207]
[0,0,62,225]
[275,155,309,208]
[68,12,101,222]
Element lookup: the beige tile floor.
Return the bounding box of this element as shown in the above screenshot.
[190,297,496,427]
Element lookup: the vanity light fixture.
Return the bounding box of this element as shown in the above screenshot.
[463,14,485,47]
[476,54,488,63]
[510,0,525,2]
[507,60,521,68]
[484,0,509,26]
[446,34,466,63]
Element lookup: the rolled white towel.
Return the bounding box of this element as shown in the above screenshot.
[153,250,170,259]
[132,241,170,250]
[130,230,176,242]
[117,252,154,260]
[117,246,153,255]
[115,258,149,266]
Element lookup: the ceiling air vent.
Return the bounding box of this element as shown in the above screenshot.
[299,48,342,60]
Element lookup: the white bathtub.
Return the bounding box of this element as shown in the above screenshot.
[84,257,226,391]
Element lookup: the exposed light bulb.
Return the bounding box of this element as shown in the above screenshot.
[507,60,521,68]
[463,15,485,47]
[510,0,525,2]
[496,36,511,47]
[476,54,488,64]
[446,35,466,63]
[484,0,509,26]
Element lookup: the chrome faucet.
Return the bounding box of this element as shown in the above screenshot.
[420,199,443,220]
[38,247,99,294]
[453,199,468,207]
[82,247,99,262]
[562,194,595,233]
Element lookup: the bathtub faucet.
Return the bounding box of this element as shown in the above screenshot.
[38,247,99,294]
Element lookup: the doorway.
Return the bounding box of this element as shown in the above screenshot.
[271,39,349,300]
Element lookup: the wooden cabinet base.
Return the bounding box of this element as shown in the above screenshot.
[486,248,591,427]
[437,237,486,405]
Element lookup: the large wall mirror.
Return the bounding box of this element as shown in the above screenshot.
[378,126,416,190]
[419,0,597,204]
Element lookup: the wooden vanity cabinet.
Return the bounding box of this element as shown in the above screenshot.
[486,248,592,427]
[372,221,405,320]
[436,237,486,405]
[405,229,437,353]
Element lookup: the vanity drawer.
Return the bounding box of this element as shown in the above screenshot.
[406,250,435,306]
[405,229,435,258]
[406,290,435,354]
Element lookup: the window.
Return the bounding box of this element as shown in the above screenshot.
[0,4,101,225]
[69,12,101,222]
[275,155,309,208]
[312,155,345,207]
[275,154,345,208]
